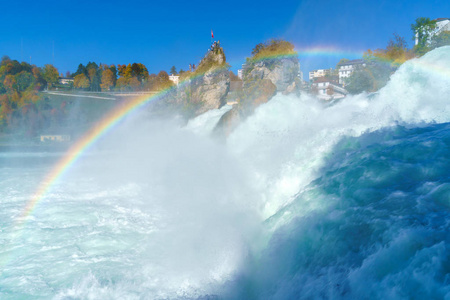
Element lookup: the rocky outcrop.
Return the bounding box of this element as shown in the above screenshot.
[178,47,230,117]
[214,56,298,137]
[243,56,300,93]
[214,78,277,137]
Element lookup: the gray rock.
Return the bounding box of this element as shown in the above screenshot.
[178,47,230,117]
[244,57,300,93]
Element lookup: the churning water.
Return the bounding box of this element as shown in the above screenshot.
[1,47,450,299]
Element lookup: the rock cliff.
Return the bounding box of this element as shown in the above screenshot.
[215,43,300,136]
[243,56,300,93]
[178,46,230,117]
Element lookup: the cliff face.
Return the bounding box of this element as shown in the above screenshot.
[214,78,276,137]
[178,47,230,117]
[214,56,299,137]
[244,57,300,93]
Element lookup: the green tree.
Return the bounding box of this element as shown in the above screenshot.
[73,63,86,77]
[86,62,101,91]
[411,17,437,56]
[15,71,34,92]
[345,69,374,94]
[109,65,118,84]
[42,64,59,88]
[170,66,177,75]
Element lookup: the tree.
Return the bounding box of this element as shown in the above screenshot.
[115,77,128,90]
[73,63,86,77]
[170,66,177,75]
[73,73,90,89]
[100,69,115,91]
[128,77,141,90]
[430,31,450,50]
[1,55,11,63]
[250,39,296,59]
[372,33,413,66]
[117,64,127,77]
[15,71,34,92]
[109,65,117,84]
[31,67,45,90]
[3,75,17,93]
[345,69,374,94]
[65,71,71,78]
[411,17,437,56]
[86,62,101,91]
[252,43,265,56]
[42,64,59,88]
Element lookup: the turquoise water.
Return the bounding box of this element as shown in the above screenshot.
[225,124,450,299]
[0,47,450,299]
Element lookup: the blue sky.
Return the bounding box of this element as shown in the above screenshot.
[1,0,448,78]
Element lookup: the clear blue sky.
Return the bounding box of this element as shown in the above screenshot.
[1,0,448,77]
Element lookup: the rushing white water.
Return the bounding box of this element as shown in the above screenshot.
[0,47,450,299]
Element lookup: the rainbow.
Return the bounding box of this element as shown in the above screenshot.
[4,45,449,270]
[296,45,365,58]
[14,64,230,226]
[18,46,450,223]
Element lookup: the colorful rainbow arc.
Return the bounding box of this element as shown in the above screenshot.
[296,46,365,58]
[16,48,450,224]
[4,46,449,269]
[14,46,450,223]
[16,64,230,225]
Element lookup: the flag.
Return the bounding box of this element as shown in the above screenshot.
[211,30,214,39]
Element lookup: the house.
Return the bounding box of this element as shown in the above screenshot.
[338,59,366,85]
[434,18,450,34]
[168,75,180,86]
[237,69,243,79]
[58,77,74,85]
[309,69,332,81]
[415,18,450,46]
[40,134,71,142]
[311,77,347,101]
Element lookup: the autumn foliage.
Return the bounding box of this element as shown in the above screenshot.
[0,56,58,131]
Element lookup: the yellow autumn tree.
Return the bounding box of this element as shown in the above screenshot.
[128,77,141,90]
[116,77,128,90]
[123,64,133,79]
[100,69,115,91]
[74,73,90,89]
[42,64,59,88]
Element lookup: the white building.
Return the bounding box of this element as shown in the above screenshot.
[237,69,243,79]
[311,77,347,101]
[415,18,450,46]
[309,69,332,81]
[58,77,74,85]
[168,75,180,86]
[338,59,366,85]
[40,134,71,142]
